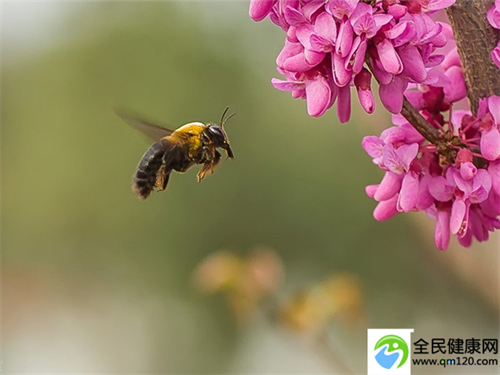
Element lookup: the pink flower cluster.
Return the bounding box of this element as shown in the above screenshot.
[488,0,500,69]
[363,96,500,250]
[404,46,466,117]
[249,0,455,122]
[250,1,499,250]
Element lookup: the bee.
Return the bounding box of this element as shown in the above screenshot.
[117,107,235,199]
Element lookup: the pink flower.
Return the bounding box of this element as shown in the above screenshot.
[487,0,500,29]
[249,0,455,120]
[479,96,500,161]
[363,96,500,249]
[248,0,500,250]
[450,169,492,237]
[488,1,500,69]
[364,140,421,212]
[271,66,336,117]
[492,44,500,70]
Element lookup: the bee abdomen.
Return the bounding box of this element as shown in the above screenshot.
[133,141,166,199]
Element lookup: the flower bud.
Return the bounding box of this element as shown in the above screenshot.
[354,68,374,114]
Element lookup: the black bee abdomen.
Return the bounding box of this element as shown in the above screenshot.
[133,141,166,199]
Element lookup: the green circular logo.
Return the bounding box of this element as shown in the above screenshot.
[374,334,409,369]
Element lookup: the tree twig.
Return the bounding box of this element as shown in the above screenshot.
[365,58,440,144]
[401,98,440,143]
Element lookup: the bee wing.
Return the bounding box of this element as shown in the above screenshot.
[115,109,175,140]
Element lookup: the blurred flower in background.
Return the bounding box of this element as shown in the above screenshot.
[281,273,365,335]
[193,247,365,333]
[193,246,284,323]
[193,249,366,374]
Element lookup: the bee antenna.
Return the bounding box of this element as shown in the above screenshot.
[220,107,230,124]
[220,107,236,129]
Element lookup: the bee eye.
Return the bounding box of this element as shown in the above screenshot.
[208,125,226,142]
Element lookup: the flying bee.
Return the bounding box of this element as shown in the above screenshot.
[117,107,235,199]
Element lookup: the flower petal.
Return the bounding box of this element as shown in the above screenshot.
[487,6,500,29]
[451,199,468,236]
[357,87,374,114]
[283,52,316,72]
[481,127,500,161]
[488,95,500,124]
[336,21,354,58]
[373,194,399,221]
[471,169,492,199]
[459,162,477,181]
[271,78,305,92]
[310,34,334,53]
[276,40,302,68]
[351,39,367,74]
[305,75,331,117]
[249,0,275,22]
[314,12,337,41]
[429,175,454,201]
[426,0,456,12]
[444,65,466,103]
[365,184,379,198]
[371,58,393,85]
[284,5,306,26]
[434,207,451,250]
[374,171,402,201]
[489,160,500,196]
[379,76,407,114]
[333,52,351,87]
[376,39,403,75]
[362,135,384,160]
[492,47,500,69]
[337,84,351,123]
[398,172,419,212]
[416,174,434,210]
[396,143,419,171]
[398,44,427,83]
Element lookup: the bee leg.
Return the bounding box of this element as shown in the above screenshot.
[197,163,211,182]
[207,150,221,175]
[154,164,171,191]
[162,172,170,190]
[196,146,213,182]
[197,150,221,182]
[154,145,181,191]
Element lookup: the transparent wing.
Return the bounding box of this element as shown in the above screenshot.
[115,108,175,140]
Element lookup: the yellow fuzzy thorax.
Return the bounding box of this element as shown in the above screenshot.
[174,122,206,136]
[171,122,206,159]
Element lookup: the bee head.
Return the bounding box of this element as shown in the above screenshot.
[207,125,227,144]
[207,124,234,159]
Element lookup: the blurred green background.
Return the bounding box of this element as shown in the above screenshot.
[1,2,498,374]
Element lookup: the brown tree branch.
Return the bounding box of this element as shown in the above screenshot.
[365,58,440,144]
[401,98,440,143]
[446,0,500,115]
